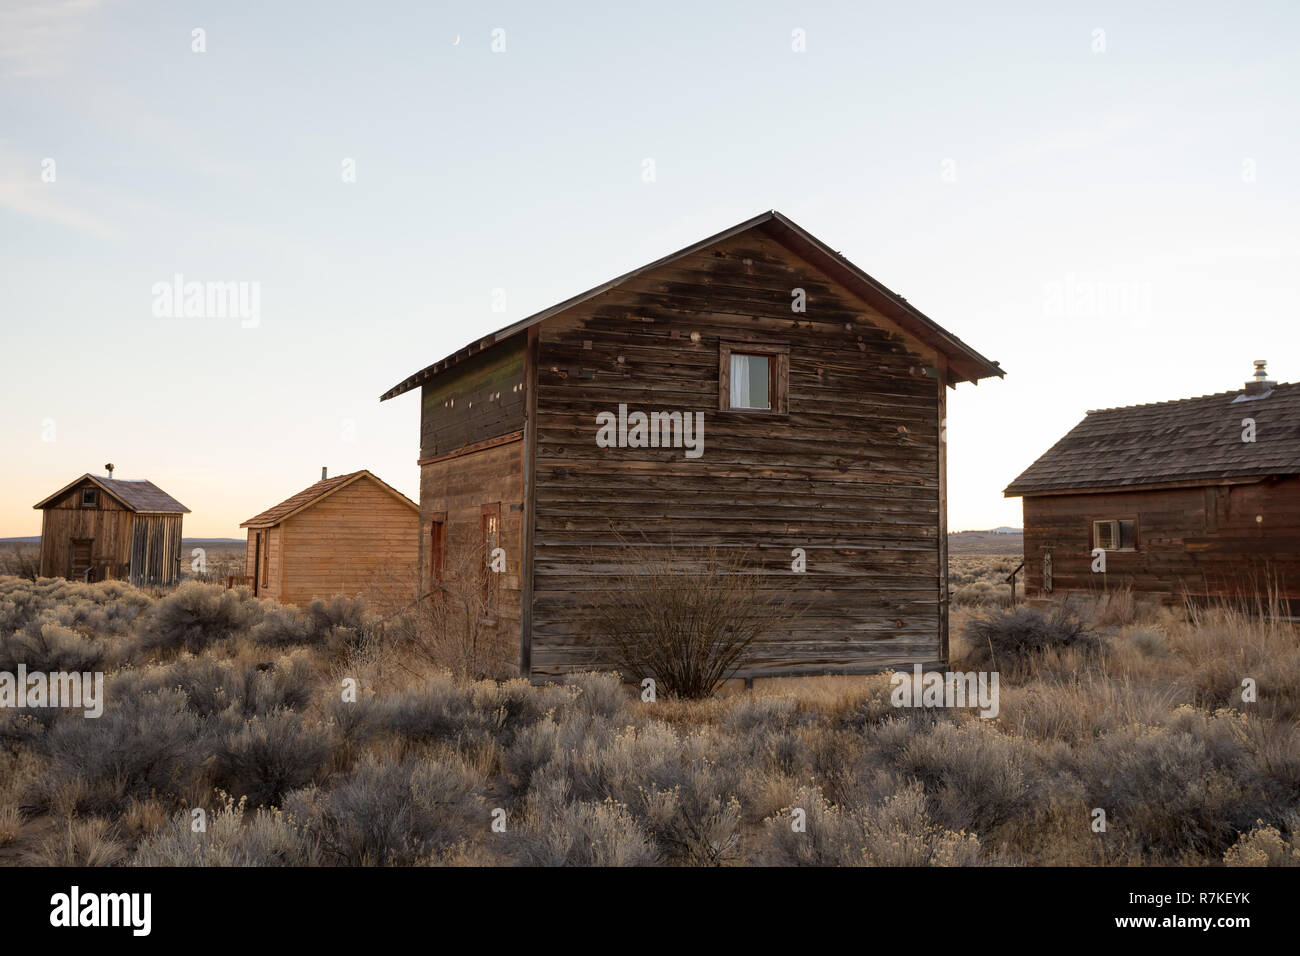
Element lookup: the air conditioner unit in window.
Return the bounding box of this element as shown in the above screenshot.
[1093,520,1119,551]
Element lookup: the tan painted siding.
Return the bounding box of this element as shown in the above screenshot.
[245,527,282,601]
[278,478,419,610]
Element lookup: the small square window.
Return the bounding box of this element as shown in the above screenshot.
[81,488,97,508]
[1093,519,1137,551]
[719,342,788,414]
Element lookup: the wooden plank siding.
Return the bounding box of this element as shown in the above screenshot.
[38,482,134,580]
[274,479,419,610]
[127,513,184,587]
[528,232,947,678]
[36,478,184,586]
[417,438,525,665]
[1021,476,1300,601]
[420,342,526,458]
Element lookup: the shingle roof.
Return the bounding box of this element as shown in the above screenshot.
[1005,382,1300,496]
[32,474,189,513]
[98,478,190,513]
[240,470,418,528]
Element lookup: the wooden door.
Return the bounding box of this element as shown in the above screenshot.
[70,539,93,581]
[252,532,262,596]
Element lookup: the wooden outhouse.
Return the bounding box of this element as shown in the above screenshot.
[1005,363,1300,603]
[239,469,419,609]
[33,472,189,586]
[381,210,1004,679]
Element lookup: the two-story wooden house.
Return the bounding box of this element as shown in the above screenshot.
[381,211,1003,679]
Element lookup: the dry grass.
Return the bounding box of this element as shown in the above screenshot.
[950,555,1025,607]
[0,570,1297,866]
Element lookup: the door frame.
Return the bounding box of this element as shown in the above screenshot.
[70,537,94,581]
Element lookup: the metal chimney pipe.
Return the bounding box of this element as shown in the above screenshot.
[322,466,327,480]
[1244,360,1276,396]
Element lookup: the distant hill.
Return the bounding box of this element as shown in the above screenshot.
[948,530,1024,555]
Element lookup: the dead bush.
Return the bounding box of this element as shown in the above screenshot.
[0,619,104,673]
[586,542,804,699]
[32,688,209,815]
[211,710,337,808]
[757,782,983,866]
[961,604,1095,671]
[139,582,261,655]
[131,796,320,866]
[289,753,483,865]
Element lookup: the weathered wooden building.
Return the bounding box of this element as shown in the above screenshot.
[33,472,189,586]
[1005,363,1300,603]
[239,469,419,609]
[381,211,1003,679]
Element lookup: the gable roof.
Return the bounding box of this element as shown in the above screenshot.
[380,210,1003,401]
[240,470,418,528]
[33,474,190,513]
[1004,382,1300,496]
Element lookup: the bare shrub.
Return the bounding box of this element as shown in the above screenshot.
[131,796,320,866]
[1078,714,1256,859]
[113,651,318,720]
[211,710,337,808]
[379,673,570,750]
[896,721,1033,836]
[562,671,627,718]
[139,582,261,655]
[0,620,104,673]
[33,688,208,815]
[757,782,983,866]
[1223,817,1300,867]
[514,776,656,866]
[381,544,515,681]
[586,542,804,699]
[288,753,483,865]
[961,604,1094,671]
[0,547,40,581]
[250,595,371,651]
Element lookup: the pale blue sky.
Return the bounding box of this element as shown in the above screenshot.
[2,0,1297,535]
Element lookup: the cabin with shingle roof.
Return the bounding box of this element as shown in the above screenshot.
[239,469,419,610]
[381,210,1004,679]
[33,471,190,586]
[1005,362,1300,603]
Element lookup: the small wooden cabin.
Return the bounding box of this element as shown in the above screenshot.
[33,473,189,586]
[1005,363,1300,603]
[239,469,419,609]
[380,210,1004,679]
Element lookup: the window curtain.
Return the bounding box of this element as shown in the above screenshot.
[730,354,751,408]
